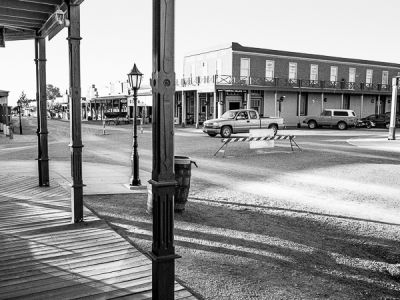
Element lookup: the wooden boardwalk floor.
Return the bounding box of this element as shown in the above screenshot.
[0,175,196,300]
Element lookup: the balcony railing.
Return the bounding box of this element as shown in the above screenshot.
[176,75,394,92]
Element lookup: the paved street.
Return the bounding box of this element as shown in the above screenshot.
[1,117,400,299]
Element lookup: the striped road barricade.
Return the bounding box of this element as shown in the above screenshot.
[214,135,301,156]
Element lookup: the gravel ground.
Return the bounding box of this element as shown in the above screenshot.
[85,181,400,299]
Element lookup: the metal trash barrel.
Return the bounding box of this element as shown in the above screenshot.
[146,156,197,214]
[174,155,197,212]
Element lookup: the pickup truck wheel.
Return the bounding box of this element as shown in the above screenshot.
[207,133,217,137]
[220,126,232,138]
[268,124,278,135]
[337,121,347,130]
[308,120,317,129]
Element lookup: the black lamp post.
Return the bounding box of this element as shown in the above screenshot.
[17,100,22,135]
[128,63,143,186]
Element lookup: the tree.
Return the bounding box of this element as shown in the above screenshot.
[46,84,61,101]
[17,91,30,108]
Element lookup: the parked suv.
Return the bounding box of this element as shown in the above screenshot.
[303,109,358,130]
[360,112,400,128]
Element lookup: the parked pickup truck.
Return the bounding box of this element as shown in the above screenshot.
[202,109,285,138]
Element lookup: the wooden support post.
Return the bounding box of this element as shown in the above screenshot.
[213,90,217,118]
[388,77,399,140]
[297,92,301,128]
[218,91,224,118]
[195,91,200,128]
[38,37,49,186]
[246,90,251,109]
[377,95,381,114]
[35,37,42,186]
[150,1,178,299]
[181,91,186,127]
[341,93,344,109]
[321,92,324,112]
[360,94,364,118]
[68,2,84,223]
[205,94,208,121]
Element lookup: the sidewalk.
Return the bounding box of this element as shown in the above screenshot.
[0,160,151,195]
[347,136,400,153]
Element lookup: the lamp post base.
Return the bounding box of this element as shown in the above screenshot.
[388,126,396,140]
[129,178,141,186]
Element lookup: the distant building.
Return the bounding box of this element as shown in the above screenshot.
[0,90,10,133]
[87,82,152,122]
[175,42,400,127]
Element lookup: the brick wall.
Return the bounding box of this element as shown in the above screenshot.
[232,52,400,84]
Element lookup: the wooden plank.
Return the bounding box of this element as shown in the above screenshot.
[0,266,152,298]
[13,274,153,300]
[0,236,127,260]
[0,0,54,13]
[1,252,149,282]
[0,239,130,265]
[0,6,48,20]
[0,260,151,289]
[0,228,116,250]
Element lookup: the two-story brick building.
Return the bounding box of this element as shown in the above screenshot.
[175,42,400,127]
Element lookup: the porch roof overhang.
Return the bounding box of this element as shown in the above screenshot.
[0,89,9,97]
[0,0,84,43]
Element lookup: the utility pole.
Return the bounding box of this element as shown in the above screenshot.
[388,76,399,140]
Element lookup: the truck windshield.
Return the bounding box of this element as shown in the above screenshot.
[221,111,237,119]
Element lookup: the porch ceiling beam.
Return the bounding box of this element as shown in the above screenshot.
[0,7,49,21]
[4,32,36,41]
[0,15,43,25]
[1,23,38,31]
[0,0,55,14]
[19,0,64,6]
[0,19,42,29]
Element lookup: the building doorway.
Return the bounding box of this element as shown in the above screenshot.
[229,101,240,110]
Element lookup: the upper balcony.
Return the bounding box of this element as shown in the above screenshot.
[176,75,393,93]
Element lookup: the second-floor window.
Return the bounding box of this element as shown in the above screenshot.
[310,64,318,81]
[330,66,338,82]
[349,68,356,83]
[240,58,250,79]
[382,71,389,85]
[265,60,274,80]
[366,69,373,84]
[289,62,297,80]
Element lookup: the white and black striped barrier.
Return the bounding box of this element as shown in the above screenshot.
[214,135,301,156]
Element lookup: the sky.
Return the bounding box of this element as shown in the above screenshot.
[1,0,400,105]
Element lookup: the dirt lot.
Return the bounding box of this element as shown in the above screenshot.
[85,181,400,299]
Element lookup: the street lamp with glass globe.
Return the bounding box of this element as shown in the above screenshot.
[127,63,143,186]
